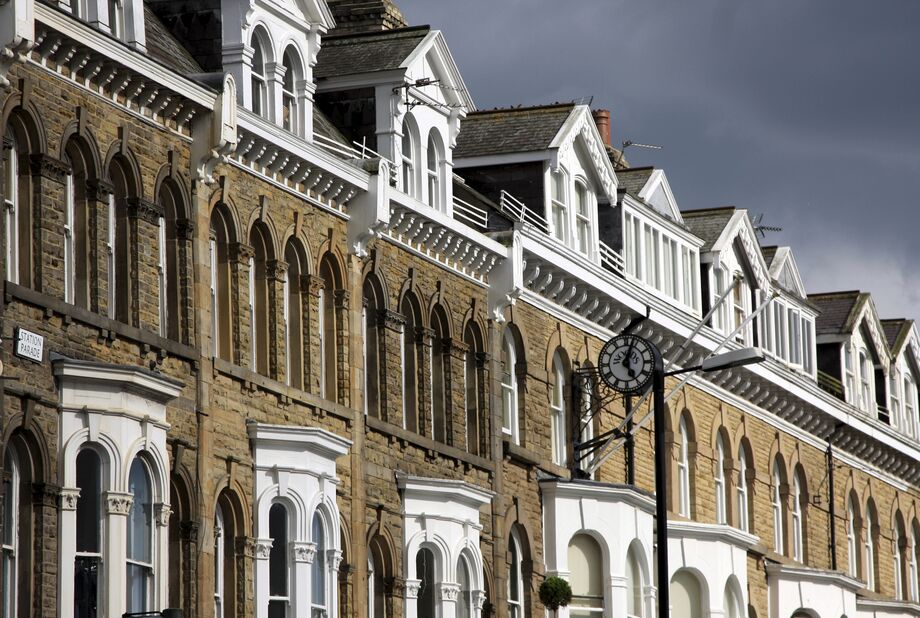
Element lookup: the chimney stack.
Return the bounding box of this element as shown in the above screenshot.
[592,109,611,148]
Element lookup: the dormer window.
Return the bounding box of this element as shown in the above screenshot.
[574,180,591,255]
[904,374,917,433]
[859,349,873,412]
[426,132,442,211]
[732,275,749,343]
[250,34,268,117]
[550,169,568,243]
[281,48,302,135]
[401,120,417,198]
[845,345,856,400]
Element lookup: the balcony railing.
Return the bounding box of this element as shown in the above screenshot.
[313,134,398,184]
[453,196,489,229]
[599,240,625,274]
[500,190,549,233]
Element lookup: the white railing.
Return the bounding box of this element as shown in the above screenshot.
[314,134,398,184]
[599,240,625,274]
[453,196,489,229]
[499,190,549,233]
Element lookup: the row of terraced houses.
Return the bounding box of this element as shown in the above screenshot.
[1,0,919,617]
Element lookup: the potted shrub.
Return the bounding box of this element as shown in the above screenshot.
[539,576,572,616]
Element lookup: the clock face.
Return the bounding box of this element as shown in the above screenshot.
[598,334,659,395]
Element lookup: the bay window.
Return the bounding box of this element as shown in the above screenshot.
[127,457,154,613]
[268,503,289,618]
[568,534,604,616]
[311,513,327,618]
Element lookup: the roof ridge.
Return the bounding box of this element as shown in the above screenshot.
[466,102,576,116]
[619,166,655,173]
[681,206,737,216]
[323,24,431,41]
[808,290,863,298]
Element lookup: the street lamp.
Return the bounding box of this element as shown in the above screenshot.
[653,347,765,618]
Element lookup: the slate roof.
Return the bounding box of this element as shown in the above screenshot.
[314,26,430,79]
[760,245,778,268]
[617,167,654,199]
[808,291,863,336]
[144,5,203,74]
[453,104,575,159]
[681,207,737,252]
[881,319,912,353]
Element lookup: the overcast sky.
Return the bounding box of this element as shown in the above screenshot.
[396,0,920,322]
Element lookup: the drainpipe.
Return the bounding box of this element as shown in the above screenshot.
[827,422,844,571]
[625,396,635,485]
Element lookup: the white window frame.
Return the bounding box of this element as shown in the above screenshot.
[847,500,858,578]
[866,509,877,590]
[214,506,224,618]
[772,462,784,554]
[845,344,857,405]
[905,374,917,438]
[2,447,19,618]
[501,330,519,444]
[157,217,167,336]
[107,192,116,318]
[507,530,524,618]
[737,446,749,532]
[249,255,257,372]
[401,124,416,199]
[108,0,124,38]
[910,527,919,601]
[209,236,219,357]
[714,435,726,525]
[896,527,905,600]
[250,37,267,117]
[550,352,566,467]
[677,416,690,517]
[126,457,156,614]
[891,370,902,431]
[573,179,592,256]
[318,287,327,399]
[550,168,569,244]
[3,134,18,285]
[64,169,75,303]
[281,56,298,135]
[791,473,803,562]
[426,135,441,211]
[859,349,873,413]
[311,512,328,618]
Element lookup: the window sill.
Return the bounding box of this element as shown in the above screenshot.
[212,357,354,425]
[502,438,541,467]
[364,414,493,472]
[5,281,198,362]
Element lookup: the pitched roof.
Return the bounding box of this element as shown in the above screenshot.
[144,5,203,74]
[881,319,912,353]
[453,104,575,159]
[313,105,350,147]
[760,245,778,268]
[680,207,737,252]
[808,291,863,336]
[617,167,654,199]
[314,26,430,79]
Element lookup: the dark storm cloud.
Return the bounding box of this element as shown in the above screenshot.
[396,0,920,320]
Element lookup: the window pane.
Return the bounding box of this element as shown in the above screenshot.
[74,556,100,618]
[269,504,288,597]
[76,450,101,553]
[312,513,326,606]
[416,549,436,616]
[127,458,152,564]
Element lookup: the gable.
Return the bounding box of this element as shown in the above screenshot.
[710,211,771,292]
[637,169,682,222]
[769,247,807,298]
[401,30,475,113]
[850,298,891,372]
[549,106,618,203]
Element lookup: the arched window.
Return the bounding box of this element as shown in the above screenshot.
[625,544,644,618]
[723,582,743,618]
[573,180,591,255]
[400,292,422,432]
[363,276,383,418]
[268,503,289,618]
[63,152,76,303]
[865,502,878,591]
[416,547,436,617]
[896,516,907,600]
[670,570,703,618]
[910,521,920,601]
[463,322,485,456]
[127,457,154,613]
[367,553,375,618]
[507,530,524,618]
[568,534,603,616]
[859,350,873,412]
[714,434,727,525]
[577,367,596,470]
[737,443,752,532]
[457,554,474,618]
[158,179,184,340]
[108,156,135,324]
[501,328,521,444]
[311,512,327,616]
[281,48,300,135]
[426,132,442,210]
[772,459,785,555]
[846,496,859,578]
[318,254,341,402]
[209,205,234,360]
[249,223,271,375]
[677,415,691,517]
[284,240,308,390]
[430,306,450,443]
[367,536,389,618]
[550,351,568,467]
[250,32,268,117]
[75,449,103,618]
[890,370,903,430]
[550,168,568,243]
[214,505,225,618]
[791,469,805,562]
[3,128,20,284]
[905,374,917,435]
[401,120,416,198]
[2,446,19,618]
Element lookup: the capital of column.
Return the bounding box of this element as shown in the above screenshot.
[60,487,81,511]
[236,536,257,558]
[154,502,172,527]
[105,491,134,515]
[333,289,350,309]
[472,590,486,610]
[85,178,115,202]
[230,242,255,264]
[438,582,460,602]
[254,538,274,560]
[291,541,317,563]
[327,548,343,570]
[28,153,70,183]
[265,259,289,283]
[378,309,405,332]
[175,217,196,241]
[404,578,421,599]
[307,273,326,297]
[127,197,165,224]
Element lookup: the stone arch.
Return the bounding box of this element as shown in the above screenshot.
[1,92,47,154]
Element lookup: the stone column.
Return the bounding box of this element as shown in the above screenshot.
[31,483,61,618]
[229,242,254,367]
[404,578,421,618]
[127,197,165,331]
[84,179,114,316]
[439,582,460,618]
[291,541,315,618]
[253,538,273,618]
[154,504,172,611]
[266,61,284,127]
[334,289,351,406]
[58,487,81,618]
[104,491,134,618]
[265,259,288,382]
[379,310,405,426]
[328,548,343,618]
[27,153,69,294]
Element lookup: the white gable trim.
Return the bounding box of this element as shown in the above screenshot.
[400,30,475,112]
[769,246,807,298]
[710,210,771,292]
[549,106,618,202]
[852,297,891,371]
[637,169,682,222]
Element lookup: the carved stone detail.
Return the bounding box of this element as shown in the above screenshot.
[291,541,316,563]
[438,582,460,602]
[27,153,70,183]
[333,289,350,309]
[254,538,273,560]
[327,548,343,571]
[473,590,486,610]
[105,491,134,515]
[265,259,289,283]
[229,242,255,264]
[59,487,81,511]
[127,197,165,224]
[154,502,172,527]
[404,578,422,599]
[175,218,195,241]
[307,274,326,297]
[378,309,405,332]
[236,536,257,558]
[85,178,115,202]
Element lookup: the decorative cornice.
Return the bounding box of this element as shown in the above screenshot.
[127,197,165,224]
[59,487,81,511]
[292,541,317,563]
[105,491,134,515]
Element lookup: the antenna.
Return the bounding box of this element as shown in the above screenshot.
[752,213,783,238]
[622,140,663,151]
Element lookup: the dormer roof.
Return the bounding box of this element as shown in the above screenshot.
[315,25,431,78]
[764,246,808,300]
[681,207,736,252]
[618,166,682,222]
[809,290,891,368]
[683,206,771,291]
[882,319,913,357]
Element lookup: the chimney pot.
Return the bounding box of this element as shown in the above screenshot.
[592,109,611,148]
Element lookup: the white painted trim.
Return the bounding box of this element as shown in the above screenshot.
[636,169,682,223]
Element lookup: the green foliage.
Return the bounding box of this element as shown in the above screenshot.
[539,576,572,610]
